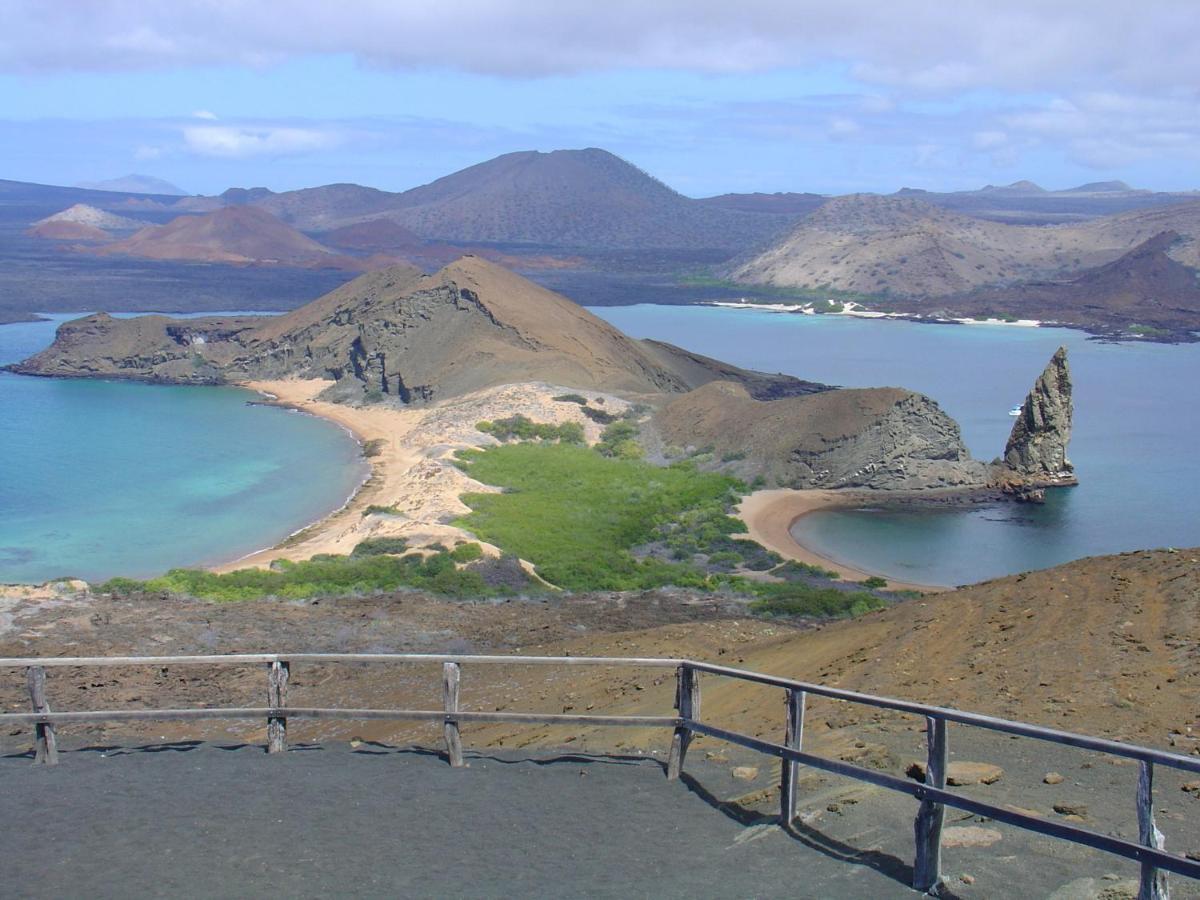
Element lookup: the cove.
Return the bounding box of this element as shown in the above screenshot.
[0,315,366,584]
[592,305,1200,586]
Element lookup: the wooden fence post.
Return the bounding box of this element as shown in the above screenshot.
[780,688,806,825]
[667,665,700,780]
[1137,760,1169,900]
[913,716,947,894]
[26,665,58,766]
[267,660,289,754]
[442,662,464,767]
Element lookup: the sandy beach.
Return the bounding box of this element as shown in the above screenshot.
[217,379,628,573]
[737,488,950,593]
[217,380,947,593]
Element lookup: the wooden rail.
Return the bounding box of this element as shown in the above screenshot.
[1,653,1195,898]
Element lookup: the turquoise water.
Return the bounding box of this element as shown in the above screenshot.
[592,305,1200,585]
[0,315,367,584]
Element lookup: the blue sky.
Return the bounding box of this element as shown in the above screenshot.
[0,1,1196,197]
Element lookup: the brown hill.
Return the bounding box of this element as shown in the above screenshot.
[725,195,1074,297]
[486,546,1200,753]
[27,203,143,241]
[728,194,1200,300]
[96,206,362,269]
[380,149,799,251]
[27,220,112,242]
[8,547,1190,761]
[12,257,821,403]
[240,183,400,231]
[178,150,801,252]
[951,232,1200,337]
[319,218,427,254]
[651,380,992,490]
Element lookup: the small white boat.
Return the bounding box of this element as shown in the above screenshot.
[1008,405,1022,417]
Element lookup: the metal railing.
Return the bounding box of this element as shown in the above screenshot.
[2,653,1196,898]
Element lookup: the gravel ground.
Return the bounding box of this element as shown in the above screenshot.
[2,739,1197,899]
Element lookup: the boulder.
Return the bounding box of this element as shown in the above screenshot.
[905,760,1003,785]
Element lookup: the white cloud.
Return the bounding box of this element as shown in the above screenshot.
[182,124,342,158]
[1001,91,1200,168]
[0,0,1196,98]
[971,131,1008,151]
[827,117,861,140]
[191,110,218,120]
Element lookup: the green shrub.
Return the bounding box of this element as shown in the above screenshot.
[351,537,409,557]
[97,544,511,602]
[552,393,588,405]
[477,415,585,444]
[774,560,839,581]
[749,582,885,619]
[449,542,483,562]
[861,575,888,589]
[361,504,403,517]
[595,420,640,457]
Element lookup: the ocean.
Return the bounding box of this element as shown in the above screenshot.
[592,305,1200,586]
[0,314,366,584]
[5,305,1197,587]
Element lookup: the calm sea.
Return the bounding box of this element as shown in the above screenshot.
[592,305,1200,586]
[0,314,366,584]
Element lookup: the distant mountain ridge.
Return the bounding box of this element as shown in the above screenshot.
[76,175,188,196]
[313,149,799,251]
[727,193,1200,299]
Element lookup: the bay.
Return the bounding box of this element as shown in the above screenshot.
[0,315,366,584]
[591,305,1200,586]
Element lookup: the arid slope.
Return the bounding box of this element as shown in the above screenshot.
[729,194,1200,300]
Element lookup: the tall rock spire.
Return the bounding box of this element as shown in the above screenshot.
[1003,346,1075,483]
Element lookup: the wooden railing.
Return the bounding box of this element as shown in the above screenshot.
[2,653,1197,898]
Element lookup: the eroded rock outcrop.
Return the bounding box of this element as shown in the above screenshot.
[1003,346,1075,485]
[651,381,993,491]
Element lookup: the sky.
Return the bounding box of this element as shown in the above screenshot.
[0,0,1197,197]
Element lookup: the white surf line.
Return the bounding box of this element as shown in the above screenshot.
[705,300,1044,328]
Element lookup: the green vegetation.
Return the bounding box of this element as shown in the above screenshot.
[676,272,878,305]
[361,504,403,517]
[594,420,643,458]
[455,443,743,591]
[809,299,846,314]
[861,575,888,589]
[477,415,585,444]
[361,439,387,458]
[449,542,483,562]
[749,582,885,618]
[351,536,409,556]
[454,440,887,620]
[552,393,588,405]
[773,560,839,581]
[97,549,499,602]
[1129,323,1171,337]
